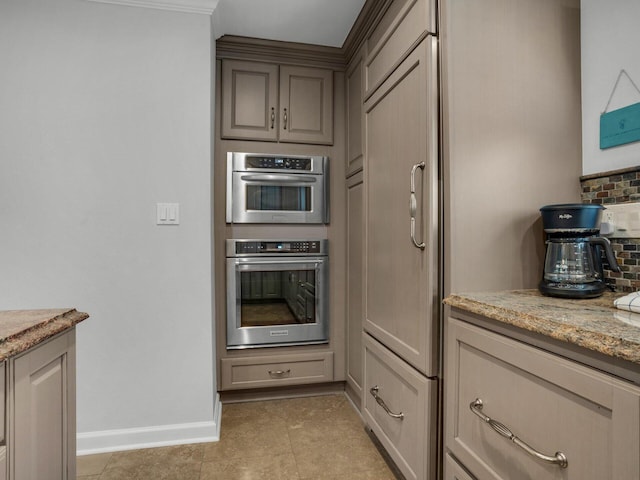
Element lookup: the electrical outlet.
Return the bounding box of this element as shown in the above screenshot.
[602,203,640,238]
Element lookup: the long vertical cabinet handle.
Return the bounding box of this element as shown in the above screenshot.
[410,162,426,250]
[270,107,275,129]
[283,108,288,130]
[470,399,568,468]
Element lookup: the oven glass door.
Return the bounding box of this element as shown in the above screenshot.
[226,257,328,348]
[231,172,326,223]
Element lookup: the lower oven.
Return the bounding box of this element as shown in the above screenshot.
[226,239,329,349]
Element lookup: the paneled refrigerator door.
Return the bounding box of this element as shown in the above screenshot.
[363,36,440,377]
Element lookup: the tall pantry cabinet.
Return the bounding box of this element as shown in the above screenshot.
[345,0,439,479]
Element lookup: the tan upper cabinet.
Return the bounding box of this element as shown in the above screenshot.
[365,0,436,98]
[221,59,333,145]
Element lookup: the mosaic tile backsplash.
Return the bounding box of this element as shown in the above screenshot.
[581,166,640,292]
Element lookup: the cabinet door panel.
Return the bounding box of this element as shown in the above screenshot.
[279,66,333,145]
[364,37,438,375]
[221,60,278,141]
[12,331,75,480]
[347,172,365,405]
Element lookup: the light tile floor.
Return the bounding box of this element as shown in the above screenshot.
[77,394,400,480]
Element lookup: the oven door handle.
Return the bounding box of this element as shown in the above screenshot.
[234,259,325,271]
[240,174,317,184]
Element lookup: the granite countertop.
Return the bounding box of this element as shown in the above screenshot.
[0,309,89,362]
[444,290,640,366]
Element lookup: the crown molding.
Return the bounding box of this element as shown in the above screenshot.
[216,35,346,71]
[341,0,390,62]
[85,0,219,15]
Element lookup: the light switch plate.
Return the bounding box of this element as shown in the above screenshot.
[157,203,180,225]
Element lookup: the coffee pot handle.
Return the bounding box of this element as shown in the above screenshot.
[589,237,622,272]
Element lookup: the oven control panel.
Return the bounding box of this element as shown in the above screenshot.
[245,155,312,170]
[230,240,327,256]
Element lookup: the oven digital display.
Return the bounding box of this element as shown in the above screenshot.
[264,242,290,251]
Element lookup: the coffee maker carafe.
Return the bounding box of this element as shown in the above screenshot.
[539,204,621,298]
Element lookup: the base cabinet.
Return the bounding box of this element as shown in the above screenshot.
[445,316,640,480]
[363,334,437,480]
[8,330,76,480]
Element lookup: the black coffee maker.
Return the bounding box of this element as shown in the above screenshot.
[539,204,621,298]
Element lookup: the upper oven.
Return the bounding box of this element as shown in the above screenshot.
[226,152,329,224]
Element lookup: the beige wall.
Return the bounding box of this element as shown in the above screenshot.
[442,0,583,294]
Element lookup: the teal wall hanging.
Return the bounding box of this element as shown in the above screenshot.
[600,69,640,149]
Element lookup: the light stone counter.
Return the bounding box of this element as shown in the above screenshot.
[0,308,89,361]
[444,290,640,367]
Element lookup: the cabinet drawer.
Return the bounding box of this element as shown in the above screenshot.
[363,334,437,480]
[444,453,475,480]
[220,352,333,390]
[445,317,640,480]
[365,0,435,97]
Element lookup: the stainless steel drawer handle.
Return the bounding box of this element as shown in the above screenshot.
[470,398,568,469]
[268,369,291,378]
[370,386,404,419]
[409,162,426,250]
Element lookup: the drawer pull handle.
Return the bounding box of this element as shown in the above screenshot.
[370,386,404,419]
[268,369,291,378]
[470,398,568,469]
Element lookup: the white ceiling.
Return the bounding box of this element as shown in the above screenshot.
[213,0,367,48]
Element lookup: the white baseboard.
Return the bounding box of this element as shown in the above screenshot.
[77,393,222,456]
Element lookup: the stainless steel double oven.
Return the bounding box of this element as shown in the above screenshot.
[225,152,330,349]
[225,239,329,349]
